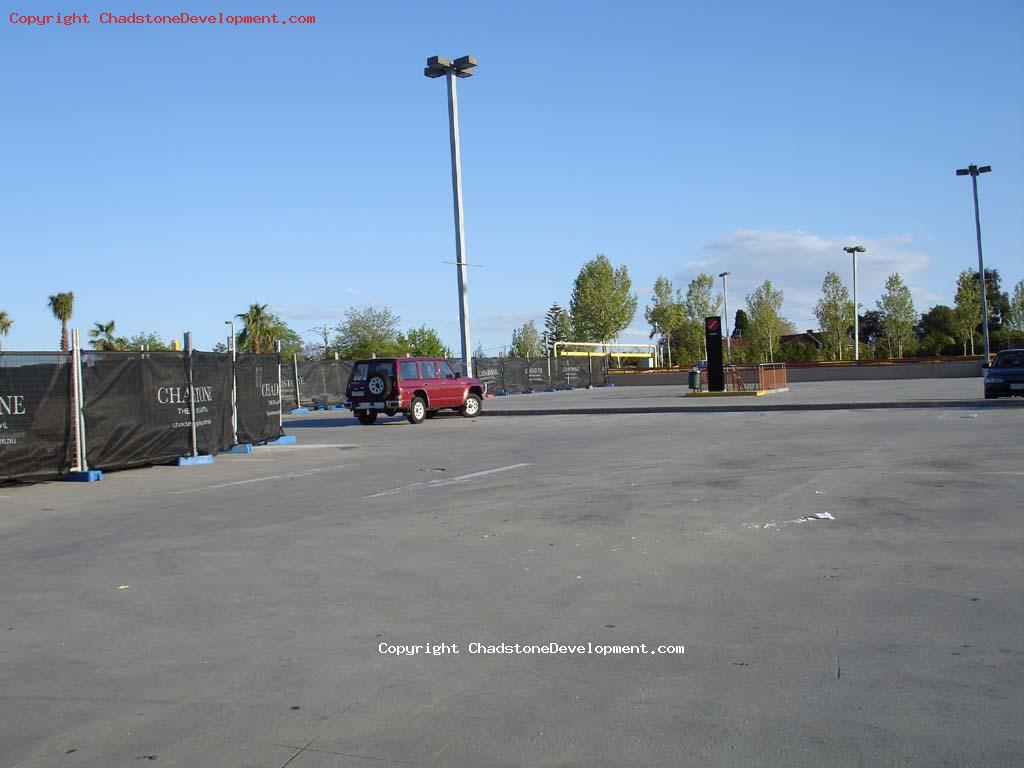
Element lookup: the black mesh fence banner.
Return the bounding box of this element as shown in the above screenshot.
[235,354,283,445]
[82,352,191,470]
[0,353,73,482]
[280,365,299,412]
[298,360,351,405]
[190,352,234,455]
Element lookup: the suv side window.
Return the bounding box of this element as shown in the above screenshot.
[419,361,439,379]
[438,361,456,379]
[399,360,419,379]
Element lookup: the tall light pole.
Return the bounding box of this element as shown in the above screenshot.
[425,54,477,378]
[956,164,993,364]
[843,246,866,361]
[718,271,731,364]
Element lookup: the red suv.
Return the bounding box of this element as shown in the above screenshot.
[345,357,485,424]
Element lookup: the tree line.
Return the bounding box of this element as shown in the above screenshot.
[499,256,1024,364]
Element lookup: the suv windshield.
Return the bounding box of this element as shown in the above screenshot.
[993,351,1024,368]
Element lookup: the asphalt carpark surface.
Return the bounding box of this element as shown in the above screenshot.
[1,381,1022,766]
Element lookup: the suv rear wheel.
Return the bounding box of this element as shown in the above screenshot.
[460,394,481,418]
[357,410,378,425]
[407,396,427,424]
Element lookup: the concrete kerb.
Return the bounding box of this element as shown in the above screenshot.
[480,399,1024,417]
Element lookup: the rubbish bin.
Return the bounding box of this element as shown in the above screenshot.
[688,370,701,391]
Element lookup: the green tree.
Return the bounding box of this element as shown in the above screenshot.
[569,254,637,343]
[333,306,402,359]
[0,310,11,352]
[544,303,571,353]
[509,320,544,358]
[644,276,686,364]
[126,332,169,351]
[745,280,789,363]
[47,292,75,352]
[1007,280,1024,341]
[88,320,126,351]
[237,303,275,354]
[733,309,749,339]
[269,315,303,358]
[683,274,722,360]
[813,271,854,361]
[876,273,917,359]
[915,305,958,356]
[858,309,884,347]
[401,325,448,357]
[953,270,981,356]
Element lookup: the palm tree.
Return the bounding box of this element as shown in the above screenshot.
[0,310,12,352]
[236,303,274,354]
[47,292,75,351]
[89,320,120,351]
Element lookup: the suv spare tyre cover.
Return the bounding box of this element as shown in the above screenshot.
[367,371,393,399]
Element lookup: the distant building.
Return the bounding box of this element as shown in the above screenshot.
[779,330,825,350]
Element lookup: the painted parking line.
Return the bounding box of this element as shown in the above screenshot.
[169,464,351,495]
[365,463,531,499]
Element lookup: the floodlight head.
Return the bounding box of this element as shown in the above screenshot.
[424,66,445,78]
[978,165,992,173]
[454,55,478,69]
[454,68,474,78]
[719,271,730,277]
[956,168,970,176]
[843,245,866,254]
[427,55,452,69]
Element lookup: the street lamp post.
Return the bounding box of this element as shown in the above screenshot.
[842,246,866,361]
[425,54,478,378]
[718,271,731,364]
[956,164,993,364]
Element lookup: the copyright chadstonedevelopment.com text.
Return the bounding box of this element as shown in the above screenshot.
[379,642,685,657]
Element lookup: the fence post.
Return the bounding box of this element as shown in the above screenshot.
[185,332,198,457]
[71,329,88,471]
[293,353,301,409]
[276,340,283,429]
[230,333,238,445]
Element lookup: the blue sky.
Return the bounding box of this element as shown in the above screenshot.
[2,0,1022,353]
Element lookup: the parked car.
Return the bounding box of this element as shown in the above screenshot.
[983,349,1024,399]
[344,357,485,424]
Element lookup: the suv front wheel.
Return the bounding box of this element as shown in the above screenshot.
[460,394,481,418]
[407,396,427,424]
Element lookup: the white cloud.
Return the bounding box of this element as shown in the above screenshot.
[687,229,933,331]
[343,288,360,295]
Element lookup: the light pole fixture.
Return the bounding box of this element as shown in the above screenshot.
[225,320,235,352]
[718,271,731,364]
[956,163,993,364]
[842,246,866,361]
[425,54,478,378]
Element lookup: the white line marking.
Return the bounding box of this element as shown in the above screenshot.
[264,443,358,450]
[365,463,531,499]
[169,465,350,495]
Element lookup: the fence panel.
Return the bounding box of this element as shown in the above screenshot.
[235,354,283,445]
[298,360,351,405]
[0,353,73,482]
[82,351,233,470]
[191,352,234,455]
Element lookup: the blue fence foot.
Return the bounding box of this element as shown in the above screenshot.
[523,388,535,394]
[496,390,510,396]
[587,384,595,389]
[545,387,557,392]
[266,435,297,446]
[604,383,615,388]
[176,455,214,466]
[226,444,254,455]
[66,470,102,482]
[289,407,310,414]
[329,404,346,410]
